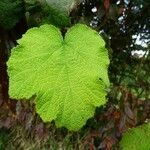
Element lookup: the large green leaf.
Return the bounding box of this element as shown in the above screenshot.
[0,0,24,29]
[7,24,109,130]
[120,122,150,150]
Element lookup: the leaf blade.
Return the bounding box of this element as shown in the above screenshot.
[120,123,150,150]
[7,24,110,130]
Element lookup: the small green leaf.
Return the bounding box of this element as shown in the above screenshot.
[0,0,24,29]
[120,122,150,150]
[46,0,77,14]
[25,0,71,27]
[7,24,109,131]
[43,0,80,27]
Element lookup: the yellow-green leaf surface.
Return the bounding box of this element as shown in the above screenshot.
[120,123,150,150]
[7,24,109,131]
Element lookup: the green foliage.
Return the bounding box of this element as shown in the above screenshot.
[0,0,24,29]
[46,0,77,14]
[120,123,150,150]
[0,129,9,150]
[25,0,81,28]
[7,24,109,131]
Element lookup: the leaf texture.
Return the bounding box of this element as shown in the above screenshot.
[120,123,150,150]
[7,24,109,130]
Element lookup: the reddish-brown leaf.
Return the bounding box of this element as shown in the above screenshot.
[104,0,110,11]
